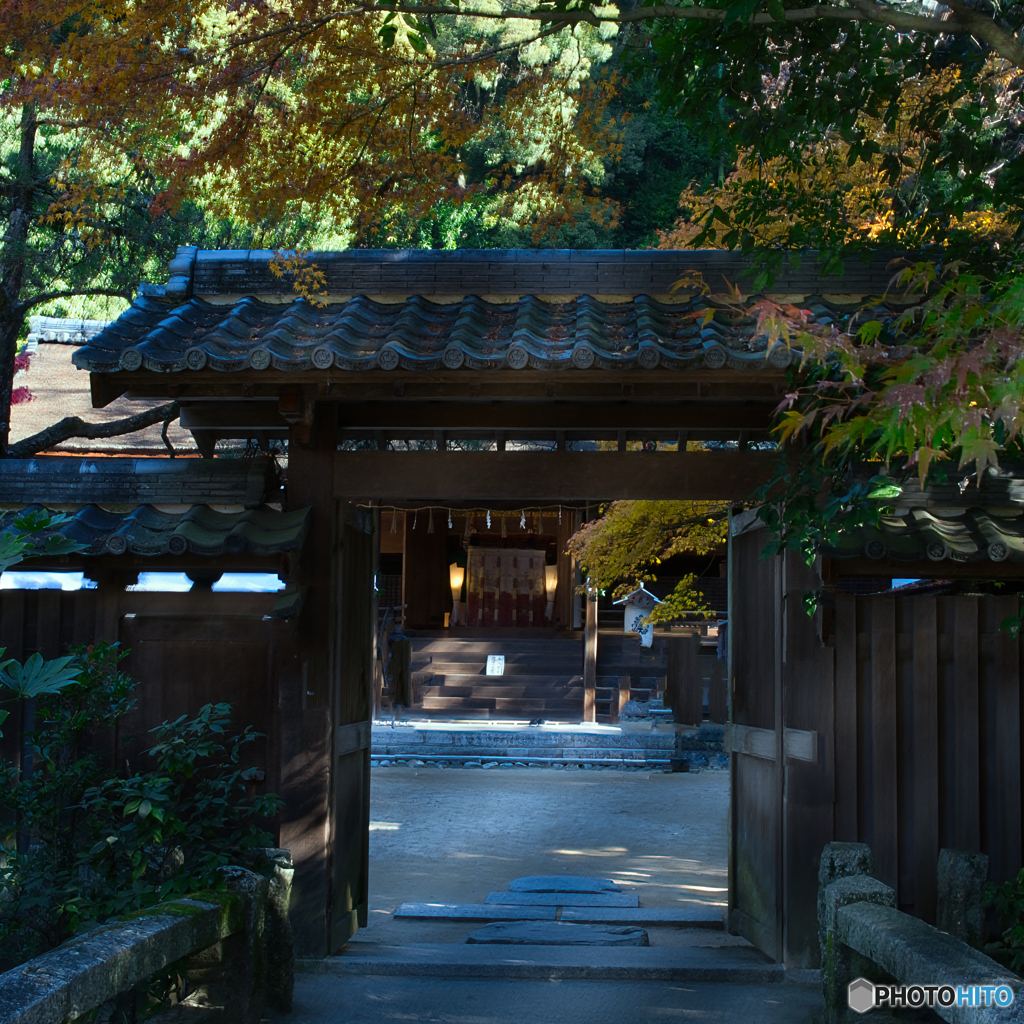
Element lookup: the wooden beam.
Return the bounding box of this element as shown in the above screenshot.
[829,558,1024,580]
[333,451,776,501]
[111,368,784,404]
[583,594,597,723]
[180,400,288,430]
[336,401,773,431]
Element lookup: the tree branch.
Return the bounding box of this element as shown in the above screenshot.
[16,288,133,315]
[7,402,180,459]
[940,0,1024,66]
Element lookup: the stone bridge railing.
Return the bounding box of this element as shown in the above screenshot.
[0,852,293,1024]
[819,842,1023,1024]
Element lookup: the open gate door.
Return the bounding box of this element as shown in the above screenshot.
[330,503,375,950]
[727,512,783,961]
[727,511,836,967]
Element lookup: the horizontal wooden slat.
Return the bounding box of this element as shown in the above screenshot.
[334,451,776,501]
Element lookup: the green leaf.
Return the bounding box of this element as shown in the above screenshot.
[1,653,82,698]
[867,484,902,499]
[378,23,397,47]
[765,0,786,21]
[722,0,758,28]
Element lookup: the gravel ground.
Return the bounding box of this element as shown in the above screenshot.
[364,764,731,947]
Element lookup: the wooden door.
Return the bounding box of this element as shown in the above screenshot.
[727,513,783,961]
[330,503,375,950]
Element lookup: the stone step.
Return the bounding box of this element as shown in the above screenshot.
[486,891,639,908]
[395,903,556,921]
[412,640,583,655]
[420,697,583,712]
[419,685,582,699]
[370,729,677,752]
[299,942,783,982]
[412,662,582,677]
[418,675,583,688]
[466,921,649,946]
[562,906,724,928]
[411,652,583,669]
[393,902,720,926]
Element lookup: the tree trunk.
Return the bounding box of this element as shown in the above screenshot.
[0,103,36,458]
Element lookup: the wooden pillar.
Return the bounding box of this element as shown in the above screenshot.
[615,675,631,722]
[278,401,336,958]
[583,588,597,722]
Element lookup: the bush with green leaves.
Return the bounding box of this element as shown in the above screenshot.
[0,643,281,970]
[984,870,1024,974]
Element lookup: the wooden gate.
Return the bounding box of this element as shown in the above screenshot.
[728,511,1024,966]
[330,504,375,950]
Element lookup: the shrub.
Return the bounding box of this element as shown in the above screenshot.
[0,643,281,969]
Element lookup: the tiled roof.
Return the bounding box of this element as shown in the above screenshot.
[0,457,279,508]
[2,504,310,557]
[73,293,873,375]
[168,246,905,299]
[821,508,1024,564]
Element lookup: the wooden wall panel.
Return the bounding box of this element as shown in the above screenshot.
[870,596,899,889]
[982,597,1021,891]
[834,596,858,842]
[911,597,939,923]
[953,598,981,850]
[824,593,1022,925]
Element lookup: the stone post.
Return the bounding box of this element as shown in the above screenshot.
[818,843,895,1024]
[936,848,989,949]
[246,849,295,1011]
[817,842,874,960]
[181,867,269,1024]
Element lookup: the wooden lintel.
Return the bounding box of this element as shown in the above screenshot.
[180,400,288,430]
[105,368,784,404]
[826,557,1024,581]
[336,400,773,431]
[91,374,129,409]
[333,450,776,501]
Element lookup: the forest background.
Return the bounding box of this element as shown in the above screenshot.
[2,0,1023,589]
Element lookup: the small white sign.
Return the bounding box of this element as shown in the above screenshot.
[625,602,655,648]
[486,655,505,676]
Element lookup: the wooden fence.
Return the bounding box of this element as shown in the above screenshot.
[0,588,282,785]
[833,593,1022,925]
[592,631,725,724]
[729,515,1024,967]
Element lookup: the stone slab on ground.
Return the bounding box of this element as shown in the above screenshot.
[466,921,649,946]
[508,874,621,893]
[561,906,724,928]
[300,942,782,983]
[486,890,639,907]
[395,902,556,920]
